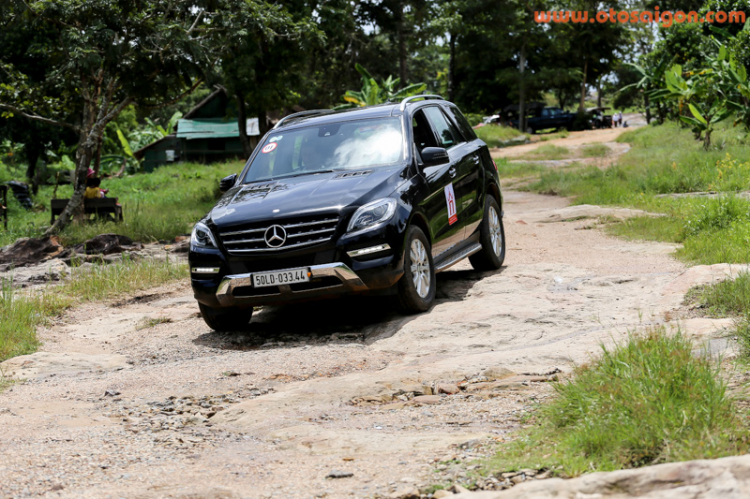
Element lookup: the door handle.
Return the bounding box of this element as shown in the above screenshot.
[472,155,481,164]
[449,166,457,178]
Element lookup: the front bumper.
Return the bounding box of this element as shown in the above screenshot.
[213,262,370,307]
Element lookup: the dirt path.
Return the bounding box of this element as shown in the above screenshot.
[0,126,741,498]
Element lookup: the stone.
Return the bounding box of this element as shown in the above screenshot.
[448,454,750,498]
[449,484,470,494]
[409,395,442,405]
[326,470,354,479]
[0,352,129,379]
[0,236,64,266]
[83,234,143,255]
[433,490,454,498]
[437,383,461,395]
[389,486,419,499]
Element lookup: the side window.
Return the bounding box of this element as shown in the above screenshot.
[423,106,464,149]
[445,105,477,141]
[412,110,439,153]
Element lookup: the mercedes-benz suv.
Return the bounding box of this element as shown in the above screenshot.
[189,96,505,331]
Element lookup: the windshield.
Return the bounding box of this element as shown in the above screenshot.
[243,117,404,183]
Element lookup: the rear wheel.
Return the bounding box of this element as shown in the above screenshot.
[395,226,436,313]
[199,303,254,331]
[469,195,505,271]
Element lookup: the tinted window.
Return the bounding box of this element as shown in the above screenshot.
[423,107,464,149]
[244,118,404,182]
[412,110,439,153]
[445,105,477,141]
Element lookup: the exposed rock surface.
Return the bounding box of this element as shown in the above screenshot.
[453,455,750,498]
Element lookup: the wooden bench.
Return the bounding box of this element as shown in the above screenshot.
[0,185,7,229]
[51,198,123,224]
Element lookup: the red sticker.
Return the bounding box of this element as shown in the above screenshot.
[445,183,458,225]
[262,143,277,154]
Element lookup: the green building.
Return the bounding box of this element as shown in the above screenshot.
[134,88,260,171]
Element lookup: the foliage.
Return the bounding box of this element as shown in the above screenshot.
[336,64,427,108]
[0,160,241,248]
[482,329,747,477]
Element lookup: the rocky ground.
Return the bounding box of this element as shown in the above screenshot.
[0,123,746,498]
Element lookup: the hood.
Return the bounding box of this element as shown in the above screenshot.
[210,166,407,228]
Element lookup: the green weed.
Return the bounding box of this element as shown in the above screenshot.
[519,144,570,161]
[475,125,525,147]
[581,143,609,158]
[481,329,747,477]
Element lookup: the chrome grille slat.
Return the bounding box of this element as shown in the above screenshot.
[218,215,339,254]
[284,218,338,229]
[287,227,335,239]
[225,239,325,252]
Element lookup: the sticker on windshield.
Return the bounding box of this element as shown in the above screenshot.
[261,143,277,154]
[445,183,458,225]
[269,135,283,143]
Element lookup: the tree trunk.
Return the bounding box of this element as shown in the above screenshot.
[519,41,526,132]
[236,92,253,157]
[25,144,40,185]
[448,32,456,102]
[579,60,588,112]
[596,75,602,108]
[397,1,407,83]
[644,93,651,125]
[46,131,95,234]
[257,108,270,137]
[93,136,103,176]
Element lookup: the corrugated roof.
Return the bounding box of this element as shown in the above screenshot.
[176,118,259,140]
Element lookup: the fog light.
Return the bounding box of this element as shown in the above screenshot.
[192,267,220,274]
[347,244,391,258]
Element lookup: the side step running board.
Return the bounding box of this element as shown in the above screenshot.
[435,243,482,273]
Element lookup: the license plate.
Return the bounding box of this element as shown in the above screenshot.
[253,268,309,288]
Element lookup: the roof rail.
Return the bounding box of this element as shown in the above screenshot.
[273,109,334,130]
[399,95,445,112]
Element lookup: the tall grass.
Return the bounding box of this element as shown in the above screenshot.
[475,125,525,147]
[481,329,747,477]
[0,257,188,362]
[0,160,242,247]
[519,144,570,161]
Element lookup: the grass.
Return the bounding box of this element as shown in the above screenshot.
[519,144,570,161]
[0,160,243,247]
[480,329,748,478]
[475,125,525,147]
[0,256,188,361]
[522,121,750,265]
[581,143,610,158]
[494,158,547,178]
[537,130,570,141]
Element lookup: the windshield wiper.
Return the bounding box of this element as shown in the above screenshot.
[273,169,336,180]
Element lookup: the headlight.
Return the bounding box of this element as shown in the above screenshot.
[347,198,397,235]
[191,221,218,249]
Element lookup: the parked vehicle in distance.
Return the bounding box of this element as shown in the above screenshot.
[510,106,575,134]
[189,96,505,331]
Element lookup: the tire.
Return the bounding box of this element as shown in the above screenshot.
[526,127,535,135]
[199,303,254,331]
[395,226,436,313]
[469,195,506,271]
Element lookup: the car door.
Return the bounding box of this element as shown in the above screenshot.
[421,106,475,258]
[443,104,484,239]
[413,108,463,259]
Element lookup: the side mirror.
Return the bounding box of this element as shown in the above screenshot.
[220,173,238,192]
[420,147,450,167]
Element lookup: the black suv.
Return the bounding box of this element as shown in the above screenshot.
[189,96,505,330]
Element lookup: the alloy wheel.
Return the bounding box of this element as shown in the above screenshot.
[489,206,503,256]
[410,238,431,298]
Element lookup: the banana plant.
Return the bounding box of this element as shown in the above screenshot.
[336,64,427,109]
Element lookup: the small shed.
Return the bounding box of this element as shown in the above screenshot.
[134,88,261,170]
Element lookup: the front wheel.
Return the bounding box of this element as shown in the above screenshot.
[469,195,506,271]
[395,226,436,313]
[199,303,254,331]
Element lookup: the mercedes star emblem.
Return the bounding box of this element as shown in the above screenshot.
[264,225,287,248]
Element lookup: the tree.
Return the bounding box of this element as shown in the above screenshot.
[0,0,291,234]
[216,0,322,157]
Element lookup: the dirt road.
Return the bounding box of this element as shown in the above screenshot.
[0,125,741,498]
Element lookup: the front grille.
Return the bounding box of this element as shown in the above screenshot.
[219,215,339,254]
